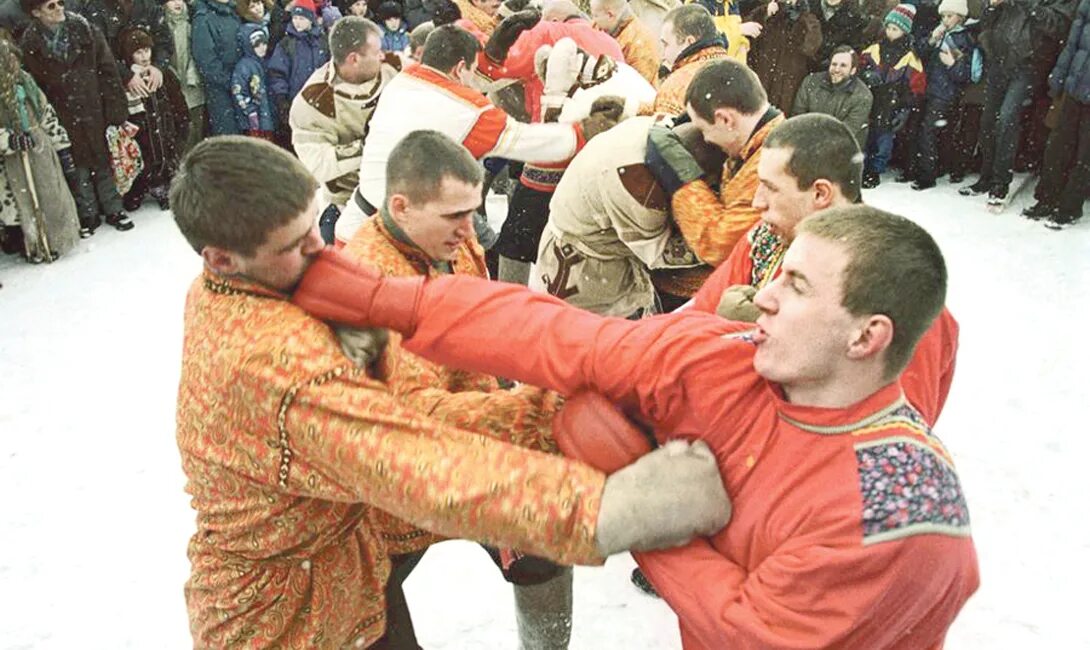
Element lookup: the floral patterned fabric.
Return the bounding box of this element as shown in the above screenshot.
[105,122,143,195]
[177,271,604,648]
[614,17,660,85]
[647,45,730,116]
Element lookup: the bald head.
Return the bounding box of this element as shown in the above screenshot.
[542,0,583,21]
[589,0,630,31]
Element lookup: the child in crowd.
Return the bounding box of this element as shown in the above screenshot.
[165,0,208,155]
[231,24,278,140]
[859,3,926,188]
[908,0,978,190]
[268,0,330,120]
[119,28,191,211]
[314,0,344,26]
[341,0,370,17]
[378,1,410,53]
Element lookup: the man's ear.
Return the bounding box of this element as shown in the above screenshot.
[847,314,894,363]
[388,193,411,219]
[812,179,836,210]
[202,246,243,276]
[712,106,736,129]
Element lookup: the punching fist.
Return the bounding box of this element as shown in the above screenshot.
[334,326,389,369]
[292,248,424,333]
[716,284,761,322]
[485,9,541,63]
[553,390,653,474]
[595,439,732,556]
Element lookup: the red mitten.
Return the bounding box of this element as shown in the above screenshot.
[292,248,425,333]
[553,390,654,474]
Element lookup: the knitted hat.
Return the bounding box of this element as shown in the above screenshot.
[937,0,968,16]
[119,27,154,63]
[884,3,915,34]
[291,0,317,22]
[249,26,269,48]
[377,0,403,20]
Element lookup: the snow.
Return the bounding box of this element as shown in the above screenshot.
[0,176,1087,649]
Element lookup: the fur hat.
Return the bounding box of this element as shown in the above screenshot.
[884,3,916,34]
[119,27,154,63]
[937,0,968,16]
[291,0,317,22]
[377,0,403,20]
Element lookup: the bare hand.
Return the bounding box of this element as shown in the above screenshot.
[930,24,945,44]
[146,65,164,92]
[939,49,956,67]
[767,0,779,16]
[740,21,763,37]
[126,73,150,98]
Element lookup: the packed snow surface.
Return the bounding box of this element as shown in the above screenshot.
[1,177,1087,648]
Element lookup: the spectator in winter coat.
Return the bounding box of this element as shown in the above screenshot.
[119,27,189,210]
[745,0,824,113]
[377,0,409,50]
[192,0,242,134]
[268,0,330,119]
[19,0,134,232]
[858,3,925,187]
[0,38,79,258]
[231,22,277,136]
[164,0,206,153]
[590,0,660,83]
[962,0,1076,203]
[314,0,343,26]
[1023,0,1090,228]
[908,0,977,189]
[792,45,873,147]
[75,0,174,96]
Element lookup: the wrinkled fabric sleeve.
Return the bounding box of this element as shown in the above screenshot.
[689,235,753,313]
[671,176,760,266]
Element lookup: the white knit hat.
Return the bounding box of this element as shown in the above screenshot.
[938,0,969,17]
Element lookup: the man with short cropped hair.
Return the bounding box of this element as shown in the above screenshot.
[792,45,873,148]
[645,58,784,307]
[172,135,732,648]
[293,203,979,650]
[590,0,659,83]
[290,16,399,242]
[649,3,728,115]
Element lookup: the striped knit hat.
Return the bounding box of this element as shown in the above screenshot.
[884,3,916,34]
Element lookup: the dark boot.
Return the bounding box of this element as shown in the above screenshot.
[105,212,135,231]
[1021,202,1056,221]
[911,178,937,190]
[895,171,914,183]
[79,215,102,239]
[631,568,660,598]
[959,179,991,196]
[1045,211,1081,230]
[986,183,1009,207]
[862,171,881,189]
[948,171,965,183]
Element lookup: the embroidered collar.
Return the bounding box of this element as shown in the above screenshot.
[775,382,908,435]
[202,269,288,301]
[672,35,730,72]
[378,208,453,275]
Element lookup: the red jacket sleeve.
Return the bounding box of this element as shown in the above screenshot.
[690,235,754,313]
[635,531,978,649]
[899,307,959,426]
[398,275,754,436]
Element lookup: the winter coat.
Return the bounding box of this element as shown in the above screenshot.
[192,0,242,134]
[268,23,330,102]
[792,71,874,146]
[650,36,730,114]
[0,72,79,257]
[859,35,926,130]
[75,0,173,83]
[20,13,129,169]
[380,24,409,52]
[231,23,276,131]
[0,0,31,39]
[746,0,824,111]
[128,67,190,173]
[1050,0,1090,103]
[920,23,978,103]
[812,0,870,70]
[165,4,206,109]
[980,0,1077,82]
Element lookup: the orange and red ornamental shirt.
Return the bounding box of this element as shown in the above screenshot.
[363,275,979,650]
[176,271,604,648]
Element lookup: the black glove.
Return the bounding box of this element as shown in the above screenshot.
[8,131,35,152]
[56,147,76,176]
[275,96,291,122]
[645,124,704,197]
[485,9,540,63]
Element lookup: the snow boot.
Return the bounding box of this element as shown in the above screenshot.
[105,212,135,231]
[514,567,573,650]
[1022,202,1056,221]
[986,184,1009,208]
[911,178,936,191]
[862,171,881,189]
[1045,212,1081,230]
[959,179,990,196]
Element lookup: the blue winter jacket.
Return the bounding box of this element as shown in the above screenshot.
[1050,0,1090,103]
[921,24,980,103]
[231,23,276,131]
[381,25,409,52]
[191,0,241,89]
[266,23,330,102]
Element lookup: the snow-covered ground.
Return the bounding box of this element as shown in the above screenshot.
[0,176,1087,649]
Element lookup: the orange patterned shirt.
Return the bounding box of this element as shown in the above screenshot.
[649,45,730,116]
[453,0,498,36]
[652,111,784,297]
[177,271,604,648]
[614,16,660,85]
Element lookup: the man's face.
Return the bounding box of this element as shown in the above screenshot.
[686,104,737,156]
[590,1,619,32]
[471,0,502,17]
[390,177,481,262]
[133,47,153,67]
[341,34,383,83]
[827,52,854,84]
[232,194,325,293]
[752,147,815,240]
[32,0,66,26]
[165,0,185,14]
[751,233,859,389]
[660,22,692,70]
